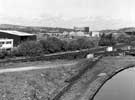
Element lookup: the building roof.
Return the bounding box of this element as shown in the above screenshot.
[0,30,35,36]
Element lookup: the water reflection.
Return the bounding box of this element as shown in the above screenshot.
[94,68,135,100]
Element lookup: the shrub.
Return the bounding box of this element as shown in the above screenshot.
[39,37,64,53]
[76,37,95,49]
[0,49,8,59]
[9,47,22,57]
[99,33,116,46]
[17,41,44,57]
[67,40,80,51]
[116,34,135,44]
[67,37,95,50]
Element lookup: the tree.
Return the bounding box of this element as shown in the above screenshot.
[117,34,130,43]
[67,37,95,50]
[18,41,44,57]
[39,37,64,53]
[76,37,95,49]
[99,33,116,46]
[67,39,80,50]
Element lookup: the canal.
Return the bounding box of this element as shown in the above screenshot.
[94,68,135,100]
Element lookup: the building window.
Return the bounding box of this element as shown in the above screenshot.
[6,41,12,44]
[0,42,5,44]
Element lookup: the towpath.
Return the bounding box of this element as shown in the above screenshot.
[0,62,77,74]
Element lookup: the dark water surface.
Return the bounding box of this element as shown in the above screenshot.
[94,68,135,100]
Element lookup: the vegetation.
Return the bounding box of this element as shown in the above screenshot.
[39,37,96,54]
[99,33,116,46]
[67,37,95,50]
[0,49,9,59]
[17,41,44,57]
[0,59,81,100]
[39,37,65,53]
[115,33,135,44]
[116,34,130,43]
[0,37,97,58]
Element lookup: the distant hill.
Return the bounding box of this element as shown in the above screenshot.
[99,29,117,34]
[100,27,135,34]
[0,24,74,34]
[1,24,135,35]
[117,27,135,33]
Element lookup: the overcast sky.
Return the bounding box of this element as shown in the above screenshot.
[0,0,135,29]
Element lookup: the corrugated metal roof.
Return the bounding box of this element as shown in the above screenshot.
[0,30,35,36]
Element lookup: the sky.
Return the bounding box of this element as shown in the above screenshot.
[0,0,135,30]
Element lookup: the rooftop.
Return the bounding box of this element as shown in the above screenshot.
[0,30,35,36]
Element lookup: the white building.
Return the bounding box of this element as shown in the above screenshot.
[106,46,113,52]
[0,39,13,50]
[91,31,100,37]
[69,31,90,37]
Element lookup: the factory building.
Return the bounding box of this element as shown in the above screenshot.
[0,30,36,46]
[74,27,89,32]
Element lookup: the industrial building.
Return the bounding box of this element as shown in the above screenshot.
[74,27,89,32]
[0,39,13,50]
[0,30,36,46]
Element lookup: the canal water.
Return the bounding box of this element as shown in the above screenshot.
[94,68,135,100]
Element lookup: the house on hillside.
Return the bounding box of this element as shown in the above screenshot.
[0,30,36,46]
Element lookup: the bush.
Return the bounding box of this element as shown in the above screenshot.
[76,38,95,49]
[99,33,116,46]
[67,40,80,51]
[17,41,44,57]
[60,40,69,51]
[39,37,64,53]
[40,37,96,53]
[67,37,95,51]
[0,49,8,59]
[9,47,22,57]
[117,34,135,44]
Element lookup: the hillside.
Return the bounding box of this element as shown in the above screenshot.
[100,27,135,34]
[1,24,135,35]
[0,24,74,34]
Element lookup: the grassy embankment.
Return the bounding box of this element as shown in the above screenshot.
[60,56,135,100]
[0,58,90,100]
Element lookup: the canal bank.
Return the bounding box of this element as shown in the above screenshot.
[94,67,135,100]
[60,56,135,100]
[87,62,135,100]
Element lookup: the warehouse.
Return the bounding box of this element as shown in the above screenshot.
[0,30,36,46]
